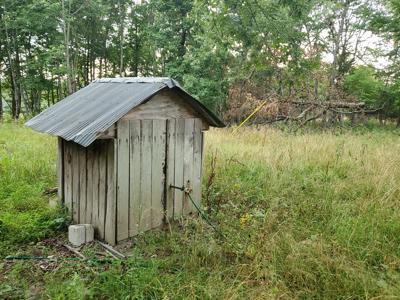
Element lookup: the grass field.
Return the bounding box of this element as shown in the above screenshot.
[1,122,400,299]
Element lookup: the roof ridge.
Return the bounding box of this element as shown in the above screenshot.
[92,77,180,88]
[93,77,170,82]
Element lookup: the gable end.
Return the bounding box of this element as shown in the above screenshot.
[121,89,209,129]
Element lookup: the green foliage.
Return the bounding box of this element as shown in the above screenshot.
[344,66,384,106]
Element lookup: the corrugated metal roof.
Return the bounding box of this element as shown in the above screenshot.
[25,77,224,147]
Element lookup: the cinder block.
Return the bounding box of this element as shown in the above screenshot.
[82,224,94,242]
[68,225,86,247]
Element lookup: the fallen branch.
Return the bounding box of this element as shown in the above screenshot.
[291,100,365,109]
[328,106,383,115]
[294,111,326,131]
[257,116,288,124]
[63,244,86,259]
[97,241,126,259]
[295,105,315,119]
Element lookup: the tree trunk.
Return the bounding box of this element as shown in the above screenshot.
[62,0,73,95]
[91,57,95,82]
[3,8,21,120]
[56,75,61,101]
[330,0,349,91]
[119,0,125,76]
[132,19,139,76]
[85,45,90,85]
[14,43,23,119]
[99,57,103,78]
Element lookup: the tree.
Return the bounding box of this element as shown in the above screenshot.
[344,65,384,106]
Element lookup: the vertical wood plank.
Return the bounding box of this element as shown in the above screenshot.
[151,120,166,228]
[79,147,87,223]
[92,143,100,234]
[72,143,80,223]
[129,120,141,236]
[140,120,152,231]
[57,138,64,204]
[193,119,203,212]
[105,140,116,245]
[86,147,94,224]
[64,142,73,215]
[98,141,107,239]
[183,119,195,215]
[201,132,205,176]
[166,119,176,220]
[174,119,185,219]
[117,120,130,241]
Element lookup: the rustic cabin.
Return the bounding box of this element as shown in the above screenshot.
[25,77,224,245]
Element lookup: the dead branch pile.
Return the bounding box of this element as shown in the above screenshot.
[222,84,382,128]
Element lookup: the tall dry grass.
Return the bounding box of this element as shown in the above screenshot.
[201,126,400,298]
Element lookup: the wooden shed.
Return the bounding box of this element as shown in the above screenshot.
[26,77,224,245]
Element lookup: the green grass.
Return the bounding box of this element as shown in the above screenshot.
[1,122,400,299]
[0,123,67,253]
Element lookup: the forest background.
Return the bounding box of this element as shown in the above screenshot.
[1,0,400,126]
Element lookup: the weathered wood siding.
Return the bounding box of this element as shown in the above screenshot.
[170,118,203,217]
[62,139,115,244]
[121,90,200,121]
[59,90,207,245]
[57,138,64,204]
[115,119,166,242]
[113,117,203,242]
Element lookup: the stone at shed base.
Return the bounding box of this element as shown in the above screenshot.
[68,224,95,246]
[68,225,86,247]
[82,224,94,242]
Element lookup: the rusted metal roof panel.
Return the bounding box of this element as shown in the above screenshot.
[25,77,224,147]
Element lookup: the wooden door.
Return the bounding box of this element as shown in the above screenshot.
[116,117,203,242]
[116,119,167,242]
[165,118,203,220]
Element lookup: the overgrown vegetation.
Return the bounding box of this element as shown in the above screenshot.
[0,123,67,254]
[1,123,400,299]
